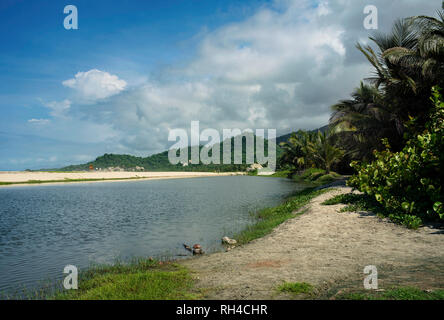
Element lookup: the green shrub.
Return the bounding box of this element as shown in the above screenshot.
[277,282,314,295]
[348,87,444,227]
[315,173,340,184]
[310,171,325,181]
[300,168,325,179]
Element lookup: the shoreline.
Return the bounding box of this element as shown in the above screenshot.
[9,184,444,300]
[180,186,444,299]
[0,171,246,187]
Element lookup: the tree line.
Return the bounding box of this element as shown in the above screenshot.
[279,6,444,227]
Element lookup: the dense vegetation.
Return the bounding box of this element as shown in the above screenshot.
[279,130,344,174]
[348,87,444,227]
[59,135,282,172]
[279,6,444,228]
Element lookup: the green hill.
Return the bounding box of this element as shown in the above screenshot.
[60,135,282,172]
[57,126,328,172]
[276,125,329,145]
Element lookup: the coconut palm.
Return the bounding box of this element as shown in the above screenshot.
[330,82,401,160]
[279,130,312,171]
[307,131,344,174]
[279,130,344,174]
[356,10,444,136]
[406,9,444,80]
[356,19,418,91]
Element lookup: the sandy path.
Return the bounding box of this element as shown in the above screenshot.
[181,187,444,299]
[0,171,243,185]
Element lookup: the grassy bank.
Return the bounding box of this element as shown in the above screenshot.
[53,258,199,300]
[291,168,342,186]
[258,168,343,185]
[234,187,330,244]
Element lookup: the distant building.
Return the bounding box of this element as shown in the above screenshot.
[246,163,263,172]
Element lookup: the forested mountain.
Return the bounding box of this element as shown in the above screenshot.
[59,133,289,172]
[276,125,329,145]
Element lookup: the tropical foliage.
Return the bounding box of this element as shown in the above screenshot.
[330,82,400,161]
[356,15,444,136]
[279,130,344,174]
[348,87,444,227]
[279,6,444,228]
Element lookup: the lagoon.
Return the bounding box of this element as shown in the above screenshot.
[0,176,302,296]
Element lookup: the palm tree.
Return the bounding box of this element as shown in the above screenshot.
[357,19,418,88]
[308,131,344,174]
[406,9,444,81]
[279,130,344,173]
[279,130,312,171]
[356,10,444,133]
[330,82,401,160]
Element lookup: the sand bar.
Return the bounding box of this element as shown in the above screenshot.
[0,171,245,186]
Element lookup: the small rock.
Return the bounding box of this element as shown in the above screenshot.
[222,236,237,245]
[193,248,204,255]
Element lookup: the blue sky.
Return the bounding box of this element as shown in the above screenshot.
[0,0,440,170]
[1,0,265,121]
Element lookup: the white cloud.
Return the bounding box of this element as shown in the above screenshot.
[43,99,71,118]
[28,118,51,125]
[41,0,440,158]
[62,69,127,102]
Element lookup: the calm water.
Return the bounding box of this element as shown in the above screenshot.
[0,176,301,295]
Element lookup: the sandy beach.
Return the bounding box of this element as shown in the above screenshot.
[0,171,244,186]
[182,187,444,299]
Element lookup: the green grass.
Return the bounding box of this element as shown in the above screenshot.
[234,188,329,245]
[53,258,199,300]
[337,287,444,300]
[291,168,341,186]
[246,169,258,176]
[277,282,314,295]
[300,168,326,179]
[321,193,375,207]
[267,170,291,178]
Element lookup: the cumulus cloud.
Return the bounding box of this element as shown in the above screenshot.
[62,69,127,102]
[46,0,440,157]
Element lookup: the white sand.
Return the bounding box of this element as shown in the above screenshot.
[0,171,244,185]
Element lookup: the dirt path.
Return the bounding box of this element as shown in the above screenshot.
[181,187,444,299]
